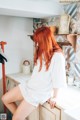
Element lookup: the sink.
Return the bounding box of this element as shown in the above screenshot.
[64,107,80,120]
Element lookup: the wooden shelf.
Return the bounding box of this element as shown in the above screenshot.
[55,34,80,36]
[28,35,75,46]
[28,34,78,36]
[57,41,72,46]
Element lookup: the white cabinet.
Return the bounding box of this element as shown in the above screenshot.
[40,103,61,120]
[40,106,56,120]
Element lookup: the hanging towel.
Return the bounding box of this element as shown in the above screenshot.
[0,48,7,62]
[0,55,4,64]
[0,54,7,62]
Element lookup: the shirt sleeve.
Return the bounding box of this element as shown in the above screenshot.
[51,53,67,88]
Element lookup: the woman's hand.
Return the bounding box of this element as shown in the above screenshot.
[47,88,58,109]
[47,98,56,109]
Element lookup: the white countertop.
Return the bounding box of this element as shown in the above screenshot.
[6,72,31,83]
[6,73,80,110]
[56,86,80,110]
[64,107,80,120]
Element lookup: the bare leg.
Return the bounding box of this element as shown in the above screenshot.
[1,85,24,114]
[12,100,35,120]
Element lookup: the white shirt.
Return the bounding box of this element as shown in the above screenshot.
[28,52,66,88]
[19,52,67,106]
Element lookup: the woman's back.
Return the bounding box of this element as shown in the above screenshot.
[27,52,66,91]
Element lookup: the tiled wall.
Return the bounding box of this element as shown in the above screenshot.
[33,2,80,80]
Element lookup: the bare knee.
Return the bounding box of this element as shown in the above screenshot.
[1,94,9,104]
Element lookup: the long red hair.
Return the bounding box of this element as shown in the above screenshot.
[33,26,62,71]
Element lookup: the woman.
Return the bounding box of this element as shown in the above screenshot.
[2,26,66,120]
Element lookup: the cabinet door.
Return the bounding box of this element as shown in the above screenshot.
[6,78,17,91]
[40,106,56,120]
[27,107,39,120]
[40,106,61,120]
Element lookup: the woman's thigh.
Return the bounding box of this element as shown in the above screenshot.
[12,100,36,120]
[2,85,24,103]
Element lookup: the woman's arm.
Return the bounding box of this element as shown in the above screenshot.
[52,88,59,98]
[47,88,59,109]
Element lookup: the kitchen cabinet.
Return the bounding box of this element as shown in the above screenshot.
[40,105,61,120]
[40,106,56,120]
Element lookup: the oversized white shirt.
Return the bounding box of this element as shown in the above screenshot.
[19,52,67,106]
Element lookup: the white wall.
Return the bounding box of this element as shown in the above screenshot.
[0,15,33,79]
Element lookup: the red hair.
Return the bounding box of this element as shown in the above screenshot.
[33,26,62,71]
